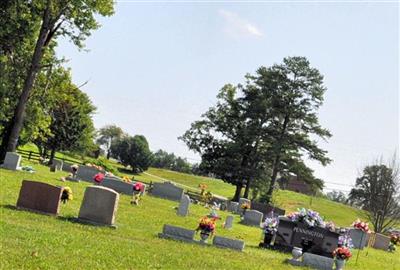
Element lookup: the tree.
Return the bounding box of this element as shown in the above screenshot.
[96,125,124,159]
[244,57,331,202]
[111,135,153,173]
[1,0,114,161]
[180,84,270,201]
[348,159,400,233]
[181,57,331,202]
[326,190,347,204]
[34,67,96,162]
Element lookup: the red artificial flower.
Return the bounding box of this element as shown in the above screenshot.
[93,173,105,183]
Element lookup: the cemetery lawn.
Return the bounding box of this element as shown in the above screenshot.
[1,162,399,269]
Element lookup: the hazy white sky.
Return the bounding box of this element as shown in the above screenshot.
[56,1,399,193]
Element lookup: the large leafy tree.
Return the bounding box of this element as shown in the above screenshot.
[111,135,153,173]
[244,57,331,202]
[1,0,114,161]
[348,161,400,233]
[181,84,270,201]
[181,57,330,202]
[96,125,124,159]
[34,67,96,162]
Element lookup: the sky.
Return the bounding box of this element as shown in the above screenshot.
[56,1,399,193]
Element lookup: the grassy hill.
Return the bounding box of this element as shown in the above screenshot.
[1,152,398,269]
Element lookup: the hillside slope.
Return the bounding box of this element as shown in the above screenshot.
[1,160,398,269]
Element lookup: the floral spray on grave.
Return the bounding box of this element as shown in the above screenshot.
[196,209,220,243]
[261,210,279,247]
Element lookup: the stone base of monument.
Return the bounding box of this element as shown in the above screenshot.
[285,253,334,270]
[66,176,80,182]
[69,217,118,229]
[158,224,245,251]
[286,259,304,266]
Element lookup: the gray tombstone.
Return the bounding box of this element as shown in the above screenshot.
[229,202,239,214]
[242,210,263,226]
[1,152,21,170]
[212,236,245,251]
[100,177,135,195]
[251,201,286,219]
[158,224,196,242]
[302,253,334,270]
[177,195,190,216]
[62,162,73,173]
[76,165,104,183]
[224,215,234,229]
[78,186,119,226]
[349,228,368,249]
[373,233,390,250]
[151,182,184,201]
[52,159,63,171]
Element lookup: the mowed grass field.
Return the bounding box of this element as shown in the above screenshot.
[1,160,399,269]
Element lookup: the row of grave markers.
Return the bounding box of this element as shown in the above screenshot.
[16,180,119,226]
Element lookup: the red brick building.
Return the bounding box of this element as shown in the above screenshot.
[278,175,314,195]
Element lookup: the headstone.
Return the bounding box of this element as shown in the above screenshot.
[78,186,119,226]
[1,152,21,170]
[229,202,239,214]
[251,201,286,219]
[177,195,190,216]
[212,236,245,251]
[151,182,184,201]
[52,159,63,171]
[62,162,73,173]
[100,177,135,195]
[302,252,334,270]
[76,165,104,183]
[348,228,368,249]
[373,233,390,250]
[16,180,63,215]
[224,215,234,229]
[158,224,196,242]
[242,210,263,226]
[273,218,339,257]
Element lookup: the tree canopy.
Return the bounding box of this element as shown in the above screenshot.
[181,57,331,202]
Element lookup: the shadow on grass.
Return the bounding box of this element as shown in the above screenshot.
[57,215,117,229]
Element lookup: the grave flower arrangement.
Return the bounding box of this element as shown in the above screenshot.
[263,216,279,234]
[85,163,104,171]
[196,216,217,242]
[338,233,354,249]
[325,221,336,232]
[333,246,352,260]
[199,183,208,195]
[352,219,371,233]
[61,187,73,204]
[93,173,105,183]
[133,182,145,193]
[241,202,251,210]
[287,208,325,228]
[122,176,132,183]
[389,233,399,252]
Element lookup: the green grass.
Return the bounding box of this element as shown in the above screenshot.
[1,160,399,269]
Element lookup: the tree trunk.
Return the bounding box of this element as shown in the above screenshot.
[106,149,111,159]
[265,115,290,204]
[243,179,252,199]
[4,6,51,154]
[265,155,281,203]
[0,121,13,162]
[232,183,243,202]
[49,147,56,165]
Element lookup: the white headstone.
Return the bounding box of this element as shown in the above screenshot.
[177,195,190,216]
[1,152,21,170]
[78,186,119,226]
